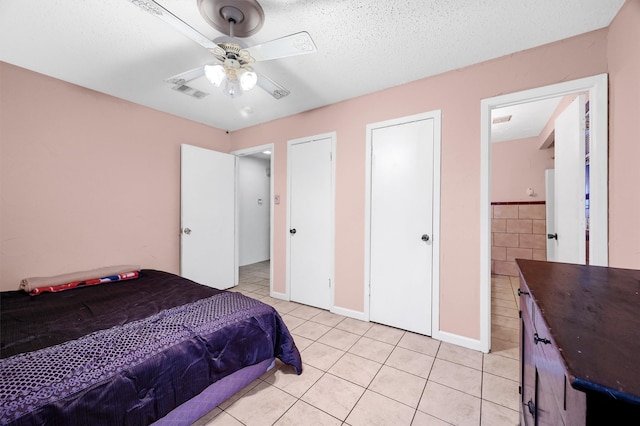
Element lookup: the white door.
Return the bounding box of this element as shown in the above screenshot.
[369,117,435,335]
[545,169,556,261]
[288,136,333,310]
[180,144,237,289]
[552,95,586,264]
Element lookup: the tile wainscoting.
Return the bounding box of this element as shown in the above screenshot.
[491,202,546,276]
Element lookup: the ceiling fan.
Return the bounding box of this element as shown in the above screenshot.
[128,0,317,99]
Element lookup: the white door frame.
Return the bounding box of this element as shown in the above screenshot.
[285,132,336,308]
[231,143,275,294]
[364,111,442,334]
[480,74,608,353]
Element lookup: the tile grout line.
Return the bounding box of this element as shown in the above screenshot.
[222,265,519,425]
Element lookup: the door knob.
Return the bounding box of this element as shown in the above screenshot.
[183,227,191,235]
[421,234,430,242]
[547,233,557,240]
[290,228,297,234]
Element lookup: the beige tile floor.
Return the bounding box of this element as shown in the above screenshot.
[193,261,521,426]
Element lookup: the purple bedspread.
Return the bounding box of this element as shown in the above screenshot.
[0,270,302,425]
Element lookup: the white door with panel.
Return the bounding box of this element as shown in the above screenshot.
[549,95,586,264]
[369,114,438,336]
[288,135,333,310]
[180,144,237,289]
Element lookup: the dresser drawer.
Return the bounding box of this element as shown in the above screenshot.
[535,368,566,426]
[518,275,534,324]
[531,302,576,425]
[516,259,640,425]
[520,317,536,426]
[521,308,566,426]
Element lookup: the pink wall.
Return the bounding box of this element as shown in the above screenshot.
[0,62,231,291]
[493,93,582,205]
[3,3,638,343]
[491,137,554,202]
[608,0,640,269]
[231,29,609,340]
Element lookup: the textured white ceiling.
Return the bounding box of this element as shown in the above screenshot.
[0,0,625,131]
[491,97,563,143]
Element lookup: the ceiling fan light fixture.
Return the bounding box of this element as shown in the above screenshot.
[223,78,242,98]
[204,64,226,87]
[238,68,258,91]
[158,0,315,101]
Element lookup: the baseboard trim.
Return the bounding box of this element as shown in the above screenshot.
[433,329,487,353]
[331,306,368,321]
[269,291,289,301]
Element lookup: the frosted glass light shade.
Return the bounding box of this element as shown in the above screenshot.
[238,69,258,91]
[204,64,226,87]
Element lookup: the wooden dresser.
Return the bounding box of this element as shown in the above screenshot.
[516,259,640,425]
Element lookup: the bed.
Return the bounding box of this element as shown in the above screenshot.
[1,268,302,425]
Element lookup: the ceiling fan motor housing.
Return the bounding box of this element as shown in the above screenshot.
[197,0,265,37]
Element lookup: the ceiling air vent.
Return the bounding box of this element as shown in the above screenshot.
[172,84,209,99]
[492,115,512,124]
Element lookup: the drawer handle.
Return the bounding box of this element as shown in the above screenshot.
[534,333,551,345]
[517,289,530,296]
[526,399,536,417]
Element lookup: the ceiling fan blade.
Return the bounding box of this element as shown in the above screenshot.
[127,0,225,57]
[165,65,206,85]
[257,73,291,99]
[243,31,317,62]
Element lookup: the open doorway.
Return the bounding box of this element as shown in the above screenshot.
[487,93,597,358]
[488,96,560,357]
[479,74,609,353]
[231,144,274,293]
[489,92,593,275]
[490,96,560,275]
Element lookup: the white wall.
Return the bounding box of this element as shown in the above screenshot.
[238,156,270,266]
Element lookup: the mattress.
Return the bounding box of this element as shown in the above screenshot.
[0,269,302,425]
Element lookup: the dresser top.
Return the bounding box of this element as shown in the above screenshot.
[516,259,640,404]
